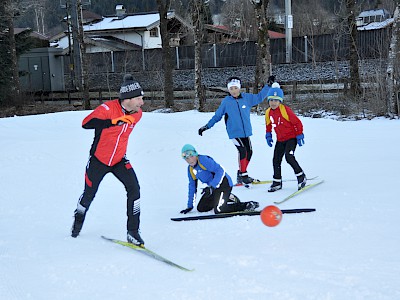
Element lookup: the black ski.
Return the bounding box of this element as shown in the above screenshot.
[171,208,316,221]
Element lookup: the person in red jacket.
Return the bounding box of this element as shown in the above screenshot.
[71,74,145,247]
[265,82,306,192]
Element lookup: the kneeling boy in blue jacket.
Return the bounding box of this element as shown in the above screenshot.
[179,144,259,215]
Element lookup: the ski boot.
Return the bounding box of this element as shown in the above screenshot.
[296,172,307,190]
[127,230,145,247]
[268,179,282,192]
[71,210,86,238]
[237,171,255,184]
[244,201,259,212]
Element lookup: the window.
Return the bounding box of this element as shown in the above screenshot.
[150,28,159,37]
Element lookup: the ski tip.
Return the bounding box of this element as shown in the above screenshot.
[234,183,252,188]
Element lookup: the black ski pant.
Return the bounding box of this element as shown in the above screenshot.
[272,138,303,180]
[232,137,253,173]
[77,155,141,232]
[197,176,246,214]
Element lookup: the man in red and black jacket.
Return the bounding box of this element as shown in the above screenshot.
[71,74,145,247]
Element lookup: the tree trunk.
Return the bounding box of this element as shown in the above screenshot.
[253,0,271,113]
[253,0,271,89]
[387,4,400,117]
[345,0,361,98]
[0,0,21,108]
[77,0,90,110]
[192,0,206,111]
[157,0,174,109]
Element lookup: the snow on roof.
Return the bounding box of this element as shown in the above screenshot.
[357,18,394,30]
[83,12,173,32]
[358,9,390,18]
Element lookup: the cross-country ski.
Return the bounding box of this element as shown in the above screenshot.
[171,208,316,221]
[273,180,324,205]
[101,236,193,272]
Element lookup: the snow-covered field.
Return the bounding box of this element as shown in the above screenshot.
[0,110,399,299]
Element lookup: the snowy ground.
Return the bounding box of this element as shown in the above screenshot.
[0,110,399,300]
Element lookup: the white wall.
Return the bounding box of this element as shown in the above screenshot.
[51,27,163,53]
[143,27,162,49]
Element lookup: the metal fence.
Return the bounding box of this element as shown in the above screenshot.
[69,27,391,75]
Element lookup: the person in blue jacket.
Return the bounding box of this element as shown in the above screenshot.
[179,144,259,215]
[198,76,275,184]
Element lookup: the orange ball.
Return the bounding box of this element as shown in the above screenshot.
[260,205,282,227]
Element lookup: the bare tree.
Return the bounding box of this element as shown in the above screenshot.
[292,0,336,37]
[157,0,175,109]
[191,0,207,111]
[387,2,400,117]
[252,0,271,95]
[220,0,272,91]
[69,0,90,109]
[77,0,90,109]
[0,0,21,108]
[220,0,258,41]
[23,0,47,34]
[344,0,361,98]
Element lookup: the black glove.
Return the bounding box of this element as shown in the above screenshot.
[267,75,275,86]
[198,125,208,136]
[180,207,193,214]
[201,186,214,197]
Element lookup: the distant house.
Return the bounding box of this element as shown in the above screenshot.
[204,24,239,44]
[51,6,190,54]
[50,9,102,52]
[204,24,284,44]
[14,28,49,49]
[14,28,49,40]
[51,5,286,54]
[357,8,393,31]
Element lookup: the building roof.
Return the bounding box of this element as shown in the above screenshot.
[14,28,49,40]
[83,11,182,33]
[204,24,285,39]
[82,9,102,22]
[358,9,391,18]
[85,36,142,51]
[268,30,285,39]
[357,18,394,30]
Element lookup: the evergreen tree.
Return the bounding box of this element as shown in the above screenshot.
[0,0,21,107]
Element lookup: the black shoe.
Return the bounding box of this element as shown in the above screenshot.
[127,231,145,247]
[228,193,240,203]
[244,201,259,212]
[71,210,86,238]
[242,175,254,184]
[237,171,254,184]
[296,172,307,190]
[268,179,282,192]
